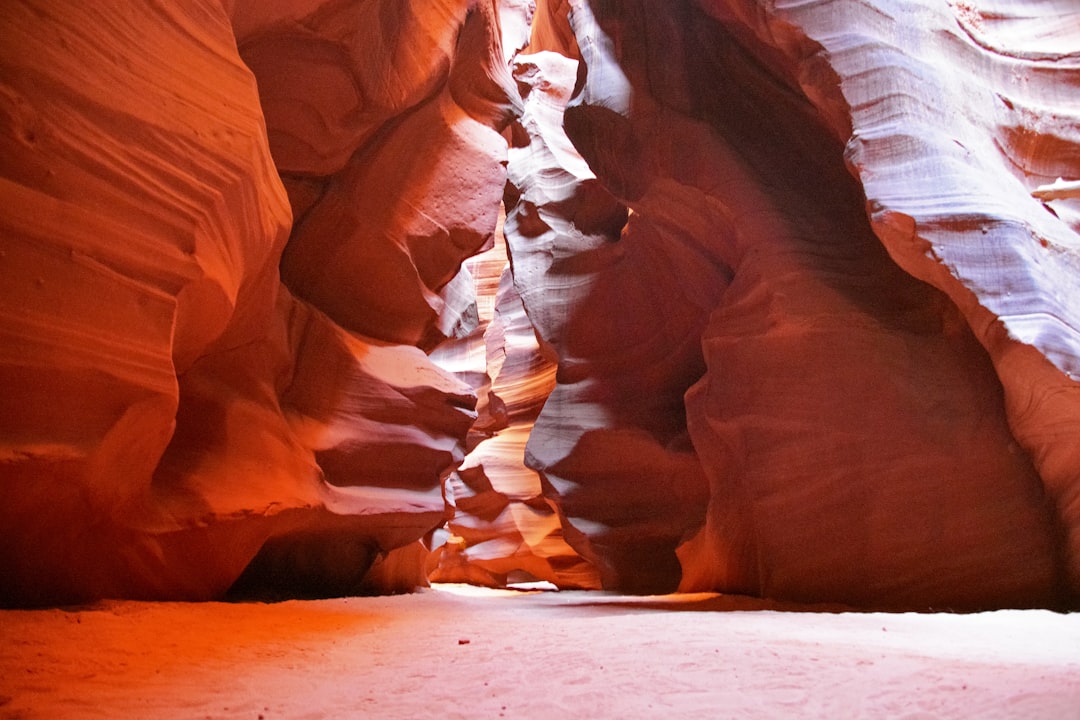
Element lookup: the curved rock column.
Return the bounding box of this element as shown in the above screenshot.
[516,0,1075,608]
[225,0,527,596]
[503,41,722,592]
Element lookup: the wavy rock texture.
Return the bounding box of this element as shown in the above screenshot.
[2,0,1079,611]
[752,0,1080,602]
[0,0,285,604]
[234,0,519,350]
[513,0,1080,608]
[0,0,503,606]
[429,228,600,589]
[686,0,1080,605]
[504,48,719,592]
[236,0,596,588]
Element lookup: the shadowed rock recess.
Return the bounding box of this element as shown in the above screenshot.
[1,0,1078,609]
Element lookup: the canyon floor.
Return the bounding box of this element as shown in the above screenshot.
[1,584,1078,719]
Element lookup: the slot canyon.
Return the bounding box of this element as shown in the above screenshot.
[2,0,1080,717]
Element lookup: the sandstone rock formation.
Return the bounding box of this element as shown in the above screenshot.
[233,0,519,350]
[2,0,1079,610]
[513,0,1080,609]
[780,0,1080,605]
[0,0,502,605]
[429,228,601,589]
[503,48,719,592]
[2,0,286,604]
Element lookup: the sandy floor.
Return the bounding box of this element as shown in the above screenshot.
[1,585,1078,719]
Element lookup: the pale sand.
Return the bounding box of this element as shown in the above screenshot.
[2,585,1078,719]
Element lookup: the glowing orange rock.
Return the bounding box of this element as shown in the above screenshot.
[430,235,600,589]
[3,0,1078,612]
[0,0,481,605]
[0,0,288,604]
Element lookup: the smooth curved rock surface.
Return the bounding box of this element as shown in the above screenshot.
[3,0,1079,611]
[0,0,484,606]
[689,0,1080,602]
[519,0,1078,608]
[0,0,288,604]
[238,0,517,351]
[229,0,470,178]
[755,0,1080,601]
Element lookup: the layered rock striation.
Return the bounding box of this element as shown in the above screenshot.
[0,0,509,605]
[511,0,1080,608]
[503,47,719,592]
[428,227,601,589]
[2,0,1079,610]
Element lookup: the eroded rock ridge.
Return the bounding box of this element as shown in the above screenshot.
[2,0,1078,609]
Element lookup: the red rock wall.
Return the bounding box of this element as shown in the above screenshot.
[759,0,1080,605]
[2,0,1078,610]
[512,0,1080,609]
[231,0,599,592]
[1,0,287,604]
[0,0,506,605]
[684,0,1080,607]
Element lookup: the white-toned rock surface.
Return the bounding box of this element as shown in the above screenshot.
[517,0,1078,608]
[503,47,719,592]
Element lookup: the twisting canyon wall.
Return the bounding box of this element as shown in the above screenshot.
[1,0,1078,609]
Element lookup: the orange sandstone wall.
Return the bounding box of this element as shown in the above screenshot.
[0,0,500,605]
[2,0,1079,610]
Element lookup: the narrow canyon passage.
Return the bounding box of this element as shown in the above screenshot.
[3,0,1080,614]
[3,2,1080,716]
